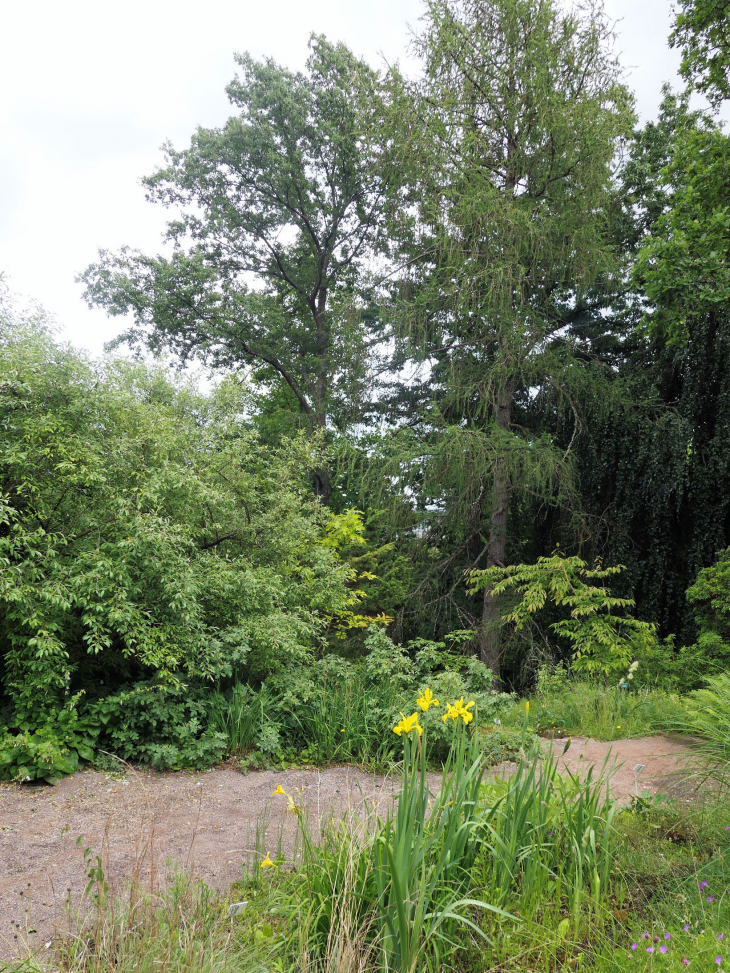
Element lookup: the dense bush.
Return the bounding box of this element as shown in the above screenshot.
[91,682,229,771]
[0,695,99,783]
[0,312,359,778]
[680,548,730,679]
[209,628,517,770]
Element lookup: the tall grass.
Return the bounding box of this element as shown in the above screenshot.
[210,673,400,768]
[529,676,681,740]
[662,671,730,787]
[49,784,730,973]
[55,872,245,973]
[289,673,398,767]
[208,683,284,755]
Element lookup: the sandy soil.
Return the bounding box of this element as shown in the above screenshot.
[0,734,699,966]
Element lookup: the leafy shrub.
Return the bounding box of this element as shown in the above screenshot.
[92,681,228,771]
[0,696,99,783]
[362,627,416,689]
[207,629,516,769]
[469,554,657,676]
[686,547,730,641]
[675,548,730,684]
[0,314,357,732]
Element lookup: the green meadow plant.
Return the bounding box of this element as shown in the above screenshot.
[372,698,510,972]
[209,684,282,756]
[288,668,399,768]
[663,671,730,788]
[530,665,682,740]
[477,704,617,936]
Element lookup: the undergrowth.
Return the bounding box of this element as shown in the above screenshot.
[21,689,728,973]
[523,663,684,741]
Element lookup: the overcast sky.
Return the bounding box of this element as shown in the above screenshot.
[0,0,700,356]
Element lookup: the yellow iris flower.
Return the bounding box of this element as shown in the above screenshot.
[416,687,440,712]
[393,711,423,737]
[442,697,475,725]
[260,854,276,868]
[271,784,298,815]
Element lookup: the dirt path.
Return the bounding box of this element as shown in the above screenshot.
[0,734,698,965]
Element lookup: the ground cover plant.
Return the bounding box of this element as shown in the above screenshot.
[521,664,683,742]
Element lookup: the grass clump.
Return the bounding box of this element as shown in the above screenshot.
[525,663,683,741]
[662,672,730,786]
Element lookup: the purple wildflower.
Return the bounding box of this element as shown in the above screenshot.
[643,932,651,939]
[631,943,638,950]
[654,936,660,943]
[664,933,671,940]
[646,946,655,953]
[684,925,691,931]
[716,958,722,966]
[720,934,725,940]
[682,960,689,967]
[700,882,709,889]
[725,826,730,830]
[709,897,715,902]
[659,945,668,954]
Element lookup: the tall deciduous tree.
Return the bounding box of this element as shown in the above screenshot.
[670,0,730,108]
[393,0,634,676]
[80,37,393,502]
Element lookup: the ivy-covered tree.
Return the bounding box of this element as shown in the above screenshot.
[556,91,730,642]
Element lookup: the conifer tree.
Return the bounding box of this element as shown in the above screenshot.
[392,0,634,676]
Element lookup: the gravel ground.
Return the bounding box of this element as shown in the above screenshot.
[0,734,699,966]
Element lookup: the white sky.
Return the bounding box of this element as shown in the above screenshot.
[0,0,701,356]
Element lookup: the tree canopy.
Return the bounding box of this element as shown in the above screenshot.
[7,0,730,737]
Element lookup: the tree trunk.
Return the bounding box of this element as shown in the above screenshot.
[479,388,512,680]
[312,290,331,505]
[314,464,331,505]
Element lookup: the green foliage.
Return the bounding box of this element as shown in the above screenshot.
[371,715,506,971]
[663,672,730,788]
[385,0,635,674]
[670,0,730,107]
[52,781,730,973]
[530,665,683,741]
[257,695,620,972]
[469,555,657,675]
[477,737,617,927]
[686,546,730,643]
[80,36,394,474]
[571,95,730,650]
[208,684,281,757]
[0,695,99,783]
[209,629,515,770]
[633,118,730,346]
[0,312,359,779]
[92,682,229,771]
